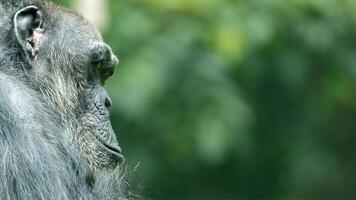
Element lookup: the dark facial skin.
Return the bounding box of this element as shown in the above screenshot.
[13,2,123,171]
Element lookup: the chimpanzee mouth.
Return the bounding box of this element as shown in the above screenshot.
[95,135,125,165]
[102,142,125,164]
[89,102,124,165]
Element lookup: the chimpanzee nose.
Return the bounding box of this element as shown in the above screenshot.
[104,97,112,108]
[98,87,112,109]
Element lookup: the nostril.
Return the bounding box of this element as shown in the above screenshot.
[98,87,112,108]
[104,97,112,108]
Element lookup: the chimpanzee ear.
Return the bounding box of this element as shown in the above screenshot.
[14,6,44,60]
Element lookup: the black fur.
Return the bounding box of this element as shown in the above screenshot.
[0,0,130,199]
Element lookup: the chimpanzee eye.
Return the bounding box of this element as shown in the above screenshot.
[100,68,114,84]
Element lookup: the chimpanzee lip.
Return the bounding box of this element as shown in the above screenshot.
[103,142,122,154]
[94,133,125,164]
[101,142,125,164]
[89,103,124,164]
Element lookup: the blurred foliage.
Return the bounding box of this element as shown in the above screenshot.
[55,0,356,198]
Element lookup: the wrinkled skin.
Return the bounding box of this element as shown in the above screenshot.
[14,0,123,171]
[0,0,131,199]
[34,3,123,171]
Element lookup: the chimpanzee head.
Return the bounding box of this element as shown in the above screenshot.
[12,1,123,171]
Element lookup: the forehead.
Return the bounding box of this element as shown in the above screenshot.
[47,6,102,49]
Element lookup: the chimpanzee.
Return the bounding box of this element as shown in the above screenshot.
[0,0,130,199]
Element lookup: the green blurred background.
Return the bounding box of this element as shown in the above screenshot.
[55,0,356,198]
